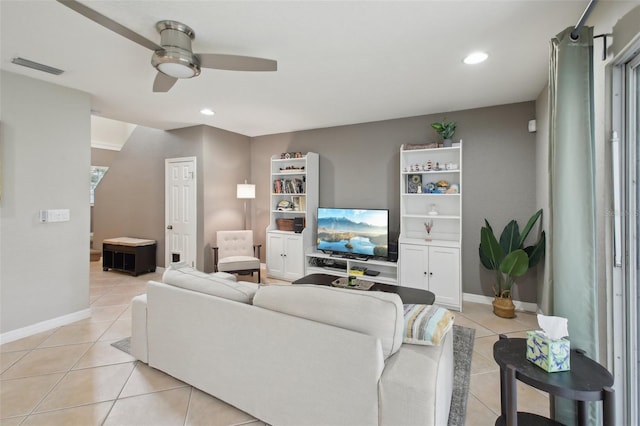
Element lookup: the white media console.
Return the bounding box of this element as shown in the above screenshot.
[304,251,398,285]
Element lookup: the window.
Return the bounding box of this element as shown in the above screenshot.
[611,43,640,426]
[90,166,109,205]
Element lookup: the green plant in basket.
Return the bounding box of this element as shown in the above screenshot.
[479,209,546,317]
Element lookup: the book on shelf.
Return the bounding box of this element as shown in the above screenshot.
[273,178,305,194]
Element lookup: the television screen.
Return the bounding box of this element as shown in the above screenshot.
[316,208,389,258]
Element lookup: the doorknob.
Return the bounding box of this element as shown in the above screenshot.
[166,225,173,230]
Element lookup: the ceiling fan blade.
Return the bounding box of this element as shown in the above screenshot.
[153,72,178,92]
[197,54,277,72]
[56,0,161,51]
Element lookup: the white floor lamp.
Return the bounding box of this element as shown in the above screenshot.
[237,180,255,230]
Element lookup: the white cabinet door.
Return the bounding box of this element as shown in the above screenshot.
[282,234,304,280]
[399,243,429,290]
[266,232,285,277]
[428,246,460,308]
[267,232,304,280]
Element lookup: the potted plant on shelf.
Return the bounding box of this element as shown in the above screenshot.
[431,120,457,147]
[479,209,546,318]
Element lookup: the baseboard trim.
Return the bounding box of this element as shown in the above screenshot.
[0,308,91,345]
[463,293,538,313]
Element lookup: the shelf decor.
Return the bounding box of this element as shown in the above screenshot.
[399,142,462,310]
[267,152,318,281]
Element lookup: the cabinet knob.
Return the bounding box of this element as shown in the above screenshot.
[430,272,433,276]
[166,225,173,230]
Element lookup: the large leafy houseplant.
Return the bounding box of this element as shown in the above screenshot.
[479,209,546,316]
[431,120,457,140]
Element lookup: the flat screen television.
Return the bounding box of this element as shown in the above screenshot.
[316,207,389,259]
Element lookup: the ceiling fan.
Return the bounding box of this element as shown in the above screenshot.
[56,0,277,92]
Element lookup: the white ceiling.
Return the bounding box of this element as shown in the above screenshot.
[1,1,602,137]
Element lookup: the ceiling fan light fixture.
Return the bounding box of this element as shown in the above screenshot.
[152,48,201,78]
[157,61,198,78]
[463,51,489,65]
[151,20,200,79]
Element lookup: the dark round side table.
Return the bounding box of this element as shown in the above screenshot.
[493,335,614,426]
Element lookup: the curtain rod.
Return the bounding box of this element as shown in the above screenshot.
[571,0,599,40]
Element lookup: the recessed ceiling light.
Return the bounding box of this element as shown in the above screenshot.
[463,52,488,65]
[200,108,215,116]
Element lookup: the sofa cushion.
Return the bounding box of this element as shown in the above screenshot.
[253,284,403,359]
[162,263,259,304]
[402,304,454,346]
[218,256,260,271]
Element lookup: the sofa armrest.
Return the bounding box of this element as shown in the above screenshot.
[378,332,454,426]
[131,293,148,363]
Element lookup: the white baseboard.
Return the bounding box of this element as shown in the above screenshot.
[463,293,538,313]
[0,308,91,345]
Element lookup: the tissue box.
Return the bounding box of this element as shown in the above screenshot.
[526,330,570,372]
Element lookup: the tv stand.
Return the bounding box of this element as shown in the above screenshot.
[328,252,369,261]
[305,251,397,285]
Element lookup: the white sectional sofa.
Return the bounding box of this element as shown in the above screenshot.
[131,264,454,426]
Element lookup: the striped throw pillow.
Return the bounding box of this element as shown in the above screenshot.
[403,304,455,346]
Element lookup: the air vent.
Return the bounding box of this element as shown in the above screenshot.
[11,57,64,75]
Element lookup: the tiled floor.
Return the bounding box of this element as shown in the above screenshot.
[1,262,549,425]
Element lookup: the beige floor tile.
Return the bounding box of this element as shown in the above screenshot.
[469,312,531,335]
[103,387,191,426]
[512,312,539,329]
[185,388,256,426]
[120,363,187,398]
[38,322,112,348]
[470,350,499,375]
[73,341,136,369]
[0,329,58,353]
[470,370,549,417]
[516,384,551,418]
[99,318,132,342]
[464,394,499,426]
[0,416,26,425]
[118,305,132,320]
[108,282,147,296]
[469,371,502,414]
[472,335,500,360]
[21,400,113,426]
[1,344,92,379]
[453,315,494,338]
[35,362,135,412]
[91,293,138,308]
[88,305,129,323]
[89,285,116,298]
[0,373,63,418]
[0,351,28,374]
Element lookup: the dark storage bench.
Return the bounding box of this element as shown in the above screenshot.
[103,237,157,276]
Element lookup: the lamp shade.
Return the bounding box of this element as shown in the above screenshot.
[237,183,255,199]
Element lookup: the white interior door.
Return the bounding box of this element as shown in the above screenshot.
[165,157,197,267]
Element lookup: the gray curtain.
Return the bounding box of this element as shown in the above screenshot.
[548,26,598,425]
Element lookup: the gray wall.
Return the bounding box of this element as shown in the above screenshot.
[93,101,539,301]
[0,71,91,334]
[93,125,252,272]
[202,125,251,272]
[93,126,204,269]
[91,147,119,167]
[252,102,540,302]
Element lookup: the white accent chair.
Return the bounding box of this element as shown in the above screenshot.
[213,230,262,283]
